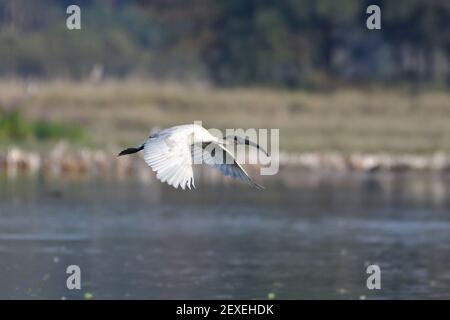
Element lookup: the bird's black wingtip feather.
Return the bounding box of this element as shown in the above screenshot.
[117,145,144,157]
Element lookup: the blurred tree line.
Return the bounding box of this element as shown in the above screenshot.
[0,0,448,87]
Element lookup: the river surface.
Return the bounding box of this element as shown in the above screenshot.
[0,170,449,299]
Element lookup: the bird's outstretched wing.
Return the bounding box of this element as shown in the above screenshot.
[193,142,264,190]
[143,134,195,190]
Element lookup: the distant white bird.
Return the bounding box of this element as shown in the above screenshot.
[118,124,268,190]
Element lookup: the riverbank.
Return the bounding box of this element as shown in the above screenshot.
[1,80,449,154]
[1,144,449,180]
[1,80,449,180]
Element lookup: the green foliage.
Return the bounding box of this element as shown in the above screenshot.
[0,108,85,143]
[0,110,32,140]
[0,0,448,86]
[32,121,84,142]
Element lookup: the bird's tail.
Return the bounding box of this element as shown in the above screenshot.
[118,144,144,156]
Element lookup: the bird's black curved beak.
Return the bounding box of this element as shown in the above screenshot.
[243,138,270,157]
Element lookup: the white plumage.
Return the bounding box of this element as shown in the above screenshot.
[118,123,266,190]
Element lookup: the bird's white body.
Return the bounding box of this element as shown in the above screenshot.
[119,123,265,190]
[151,124,219,146]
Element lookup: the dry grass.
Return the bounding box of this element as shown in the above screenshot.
[0,79,449,154]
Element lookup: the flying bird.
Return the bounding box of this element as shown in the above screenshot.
[118,124,268,190]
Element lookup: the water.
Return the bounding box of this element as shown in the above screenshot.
[0,169,449,299]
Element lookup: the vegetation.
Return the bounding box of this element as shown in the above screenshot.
[1,80,448,154]
[0,0,448,87]
[0,107,85,144]
[0,1,448,154]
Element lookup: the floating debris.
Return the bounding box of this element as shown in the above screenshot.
[84,292,93,300]
[337,288,348,295]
